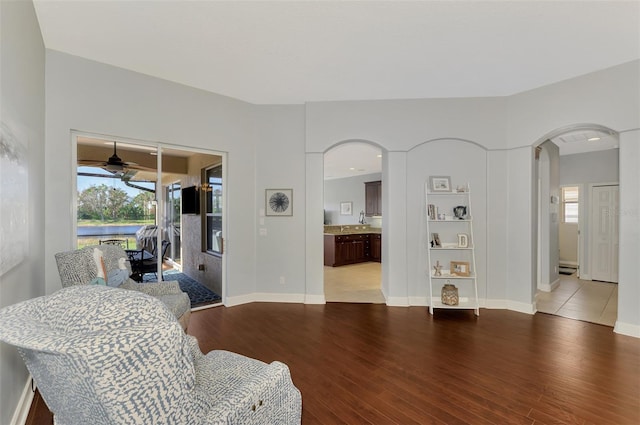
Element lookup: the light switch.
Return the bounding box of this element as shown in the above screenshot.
[259,228,267,236]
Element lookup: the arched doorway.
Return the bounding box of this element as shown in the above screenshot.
[533,124,619,326]
[323,140,385,303]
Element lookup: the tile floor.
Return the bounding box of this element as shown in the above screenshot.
[324,264,618,327]
[324,262,385,303]
[536,273,618,327]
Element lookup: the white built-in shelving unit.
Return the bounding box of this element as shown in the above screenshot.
[426,181,479,315]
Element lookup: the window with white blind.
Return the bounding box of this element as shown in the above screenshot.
[562,186,579,223]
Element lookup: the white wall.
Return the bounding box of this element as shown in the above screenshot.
[252,105,307,301]
[406,140,487,305]
[560,148,620,277]
[304,60,639,325]
[324,173,381,225]
[537,140,560,291]
[617,130,640,337]
[0,0,46,423]
[560,149,619,185]
[44,51,262,300]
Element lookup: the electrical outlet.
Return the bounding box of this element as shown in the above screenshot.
[279,276,285,285]
[198,264,205,271]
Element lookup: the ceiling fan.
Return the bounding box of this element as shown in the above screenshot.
[78,141,154,179]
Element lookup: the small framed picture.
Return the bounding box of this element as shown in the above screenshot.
[457,233,469,248]
[340,201,353,215]
[265,189,293,216]
[450,261,470,276]
[429,176,451,192]
[431,232,441,248]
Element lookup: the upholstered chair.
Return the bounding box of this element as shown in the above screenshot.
[0,286,302,424]
[55,244,190,330]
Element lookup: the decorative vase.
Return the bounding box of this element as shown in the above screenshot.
[441,281,459,305]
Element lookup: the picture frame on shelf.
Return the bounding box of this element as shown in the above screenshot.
[431,232,441,248]
[429,176,452,192]
[457,233,469,248]
[265,189,293,216]
[340,201,353,215]
[450,261,470,276]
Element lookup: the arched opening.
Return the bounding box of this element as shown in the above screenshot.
[323,140,386,303]
[533,124,619,326]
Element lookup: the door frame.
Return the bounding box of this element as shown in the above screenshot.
[72,131,227,303]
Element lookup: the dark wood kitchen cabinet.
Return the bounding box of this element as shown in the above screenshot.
[365,180,382,217]
[370,233,381,262]
[324,233,381,266]
[324,233,371,266]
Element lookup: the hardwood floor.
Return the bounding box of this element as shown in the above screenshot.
[27,304,639,424]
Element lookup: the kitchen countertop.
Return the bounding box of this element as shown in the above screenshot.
[323,226,381,235]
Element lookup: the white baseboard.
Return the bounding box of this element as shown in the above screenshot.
[225,292,308,307]
[304,294,326,304]
[408,296,428,306]
[538,278,560,292]
[614,321,640,338]
[11,377,34,425]
[386,296,410,307]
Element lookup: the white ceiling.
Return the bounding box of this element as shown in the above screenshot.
[33,0,640,105]
[33,1,636,177]
[324,142,382,180]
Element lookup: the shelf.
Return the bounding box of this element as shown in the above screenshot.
[430,247,474,250]
[431,274,476,279]
[428,219,472,222]
[427,192,470,196]
[430,300,478,310]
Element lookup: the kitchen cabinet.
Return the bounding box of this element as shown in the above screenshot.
[365,180,382,217]
[324,233,380,267]
[370,233,381,262]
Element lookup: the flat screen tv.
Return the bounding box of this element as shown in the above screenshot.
[181,186,200,215]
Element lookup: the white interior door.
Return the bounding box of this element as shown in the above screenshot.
[590,185,619,283]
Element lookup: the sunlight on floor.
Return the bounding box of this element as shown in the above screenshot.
[536,273,618,327]
[324,262,385,303]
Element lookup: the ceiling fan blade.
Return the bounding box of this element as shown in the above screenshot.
[78,159,107,167]
[123,162,156,172]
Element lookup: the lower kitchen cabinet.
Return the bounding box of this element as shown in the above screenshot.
[324,233,381,266]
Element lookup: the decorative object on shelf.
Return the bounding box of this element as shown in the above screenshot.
[431,233,441,248]
[441,281,459,305]
[457,233,469,248]
[450,261,470,276]
[429,175,451,192]
[453,205,467,220]
[265,189,293,216]
[340,201,353,215]
[433,261,443,276]
[427,204,436,220]
[456,185,467,193]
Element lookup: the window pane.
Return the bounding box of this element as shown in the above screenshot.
[562,186,579,202]
[565,203,578,223]
[205,164,222,253]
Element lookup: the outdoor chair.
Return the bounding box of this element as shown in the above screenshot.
[139,239,171,279]
[0,285,302,425]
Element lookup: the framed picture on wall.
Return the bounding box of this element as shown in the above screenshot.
[265,189,293,216]
[340,201,353,215]
[429,176,452,192]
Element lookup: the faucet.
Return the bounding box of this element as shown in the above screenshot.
[358,210,366,224]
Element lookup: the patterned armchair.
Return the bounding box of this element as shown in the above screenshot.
[0,286,302,424]
[55,244,190,330]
